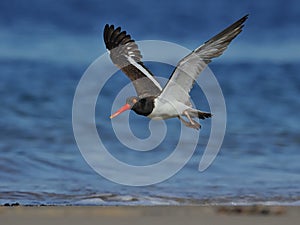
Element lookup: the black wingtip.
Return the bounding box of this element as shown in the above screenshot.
[103,24,134,50]
[232,14,249,28]
[243,14,249,19]
[241,14,249,23]
[237,14,249,29]
[204,14,249,45]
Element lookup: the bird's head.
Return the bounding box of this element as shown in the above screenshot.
[110,96,139,119]
[110,96,155,118]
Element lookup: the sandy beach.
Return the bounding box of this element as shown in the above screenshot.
[0,206,298,225]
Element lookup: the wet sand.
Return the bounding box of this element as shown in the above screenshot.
[0,206,298,225]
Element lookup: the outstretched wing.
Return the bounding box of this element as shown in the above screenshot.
[159,15,248,105]
[103,24,162,98]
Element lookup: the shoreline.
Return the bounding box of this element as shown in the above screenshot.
[1,206,298,225]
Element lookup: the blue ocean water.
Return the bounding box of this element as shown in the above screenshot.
[0,0,300,205]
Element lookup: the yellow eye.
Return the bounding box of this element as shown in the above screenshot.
[132,98,138,104]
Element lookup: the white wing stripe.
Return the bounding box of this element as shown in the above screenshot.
[127,56,162,91]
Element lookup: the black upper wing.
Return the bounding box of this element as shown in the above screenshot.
[103,24,162,98]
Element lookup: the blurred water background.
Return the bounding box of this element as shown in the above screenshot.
[0,0,300,205]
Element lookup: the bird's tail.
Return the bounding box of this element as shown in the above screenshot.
[187,109,212,119]
[198,111,212,119]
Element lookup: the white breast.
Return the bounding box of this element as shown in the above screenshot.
[148,97,191,120]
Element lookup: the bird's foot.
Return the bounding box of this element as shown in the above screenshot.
[178,116,201,130]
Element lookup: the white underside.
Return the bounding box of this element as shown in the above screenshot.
[148,97,192,120]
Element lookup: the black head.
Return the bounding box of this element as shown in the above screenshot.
[110,96,155,119]
[131,96,155,116]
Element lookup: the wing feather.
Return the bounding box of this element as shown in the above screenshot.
[159,15,249,104]
[103,24,162,98]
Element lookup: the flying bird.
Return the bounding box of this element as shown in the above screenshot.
[104,15,248,129]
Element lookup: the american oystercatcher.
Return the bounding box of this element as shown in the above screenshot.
[105,15,248,129]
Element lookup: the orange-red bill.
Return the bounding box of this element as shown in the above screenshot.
[110,103,131,119]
